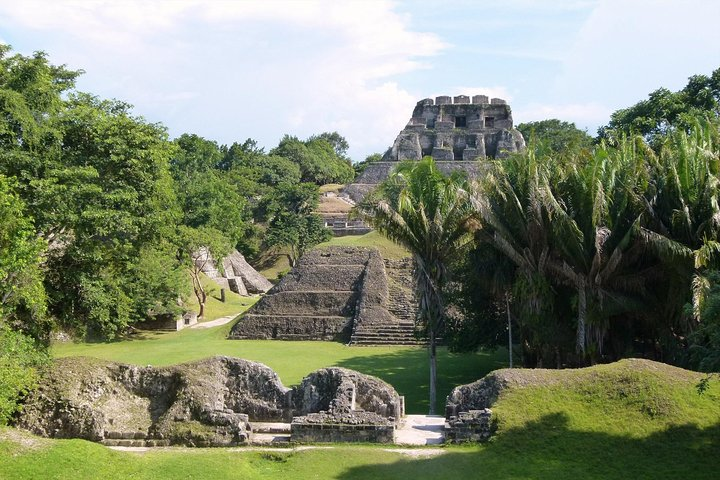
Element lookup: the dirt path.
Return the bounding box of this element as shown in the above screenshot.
[190,313,242,329]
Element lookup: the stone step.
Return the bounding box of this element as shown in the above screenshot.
[353,332,417,339]
[350,339,427,346]
[352,336,418,342]
[250,433,292,445]
[101,439,171,447]
[351,332,423,339]
[251,422,292,434]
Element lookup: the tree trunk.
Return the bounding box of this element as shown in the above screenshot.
[191,269,206,319]
[577,285,587,356]
[428,329,437,415]
[506,293,513,368]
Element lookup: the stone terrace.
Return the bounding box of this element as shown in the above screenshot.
[229,247,420,345]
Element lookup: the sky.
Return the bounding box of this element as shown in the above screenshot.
[0,0,718,161]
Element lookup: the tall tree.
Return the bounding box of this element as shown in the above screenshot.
[599,67,720,148]
[357,158,477,413]
[177,226,232,319]
[0,175,48,340]
[470,148,566,366]
[42,93,183,339]
[265,182,331,266]
[271,133,355,185]
[516,119,593,154]
[543,138,657,359]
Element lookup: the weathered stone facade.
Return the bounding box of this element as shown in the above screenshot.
[194,248,273,296]
[343,95,526,203]
[445,409,494,443]
[16,357,401,446]
[444,370,511,443]
[290,367,401,443]
[229,247,419,344]
[386,95,525,162]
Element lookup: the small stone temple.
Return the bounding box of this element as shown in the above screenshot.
[343,94,526,202]
[229,247,418,345]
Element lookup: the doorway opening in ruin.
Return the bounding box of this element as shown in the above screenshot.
[454,116,466,128]
[453,146,464,160]
[484,117,495,128]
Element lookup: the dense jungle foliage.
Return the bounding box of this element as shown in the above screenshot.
[1,44,719,425]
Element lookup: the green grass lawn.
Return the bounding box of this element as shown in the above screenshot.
[3,360,718,480]
[183,274,259,321]
[52,320,505,414]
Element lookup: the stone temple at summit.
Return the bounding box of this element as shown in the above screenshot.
[343,94,526,202]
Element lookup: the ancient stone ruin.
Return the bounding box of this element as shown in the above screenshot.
[195,248,273,296]
[443,370,512,443]
[229,246,419,345]
[386,95,525,162]
[344,94,526,202]
[17,356,402,446]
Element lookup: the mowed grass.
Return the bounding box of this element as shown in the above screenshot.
[52,320,506,413]
[3,360,718,480]
[184,273,259,321]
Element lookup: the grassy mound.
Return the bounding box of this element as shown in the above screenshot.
[488,359,719,433]
[2,359,717,479]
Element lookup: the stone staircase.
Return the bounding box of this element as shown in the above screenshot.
[350,258,423,345]
[100,431,171,447]
[350,320,421,345]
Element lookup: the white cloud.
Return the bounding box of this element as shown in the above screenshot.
[556,0,720,107]
[514,102,612,131]
[0,1,448,159]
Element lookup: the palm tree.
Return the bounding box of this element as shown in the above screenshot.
[644,119,720,325]
[356,158,477,414]
[543,138,657,359]
[471,148,564,366]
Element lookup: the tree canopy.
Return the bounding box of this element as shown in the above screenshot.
[599,67,720,148]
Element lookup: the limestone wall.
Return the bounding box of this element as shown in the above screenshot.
[17,356,402,446]
[342,94,526,203]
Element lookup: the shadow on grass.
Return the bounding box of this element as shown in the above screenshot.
[339,413,720,480]
[337,348,506,414]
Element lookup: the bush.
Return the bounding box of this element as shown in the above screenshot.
[0,324,49,425]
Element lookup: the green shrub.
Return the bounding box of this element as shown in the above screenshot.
[0,324,49,425]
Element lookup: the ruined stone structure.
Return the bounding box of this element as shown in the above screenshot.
[194,248,273,296]
[386,95,525,162]
[17,356,402,446]
[143,311,198,331]
[228,247,419,345]
[317,191,371,236]
[344,94,526,202]
[444,409,494,443]
[444,369,515,443]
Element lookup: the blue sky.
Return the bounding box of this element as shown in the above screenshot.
[1,0,718,160]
